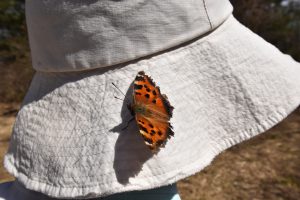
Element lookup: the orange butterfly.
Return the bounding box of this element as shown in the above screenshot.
[128,71,174,151]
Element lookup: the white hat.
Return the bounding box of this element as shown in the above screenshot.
[4,0,300,199]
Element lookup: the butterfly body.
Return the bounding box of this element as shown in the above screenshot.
[132,104,149,116]
[129,71,174,151]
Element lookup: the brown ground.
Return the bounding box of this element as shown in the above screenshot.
[0,103,19,183]
[0,103,299,200]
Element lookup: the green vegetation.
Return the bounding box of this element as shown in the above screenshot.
[0,0,299,103]
[0,0,25,38]
[0,0,33,103]
[231,0,300,61]
[0,0,26,54]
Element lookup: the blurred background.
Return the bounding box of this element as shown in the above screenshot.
[0,0,299,199]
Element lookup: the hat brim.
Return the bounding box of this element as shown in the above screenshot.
[4,15,300,198]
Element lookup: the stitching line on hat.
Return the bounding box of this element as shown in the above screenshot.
[202,0,213,30]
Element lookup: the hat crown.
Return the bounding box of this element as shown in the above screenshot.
[26,0,232,72]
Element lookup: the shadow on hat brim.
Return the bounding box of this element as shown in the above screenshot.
[4,14,300,199]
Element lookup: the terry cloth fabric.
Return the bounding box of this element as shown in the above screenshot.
[0,181,181,200]
[4,0,300,199]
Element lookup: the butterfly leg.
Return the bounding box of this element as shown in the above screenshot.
[121,116,135,130]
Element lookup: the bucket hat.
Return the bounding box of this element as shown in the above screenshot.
[4,0,300,199]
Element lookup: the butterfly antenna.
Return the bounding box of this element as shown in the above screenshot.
[112,82,126,97]
[111,83,132,106]
[114,96,124,101]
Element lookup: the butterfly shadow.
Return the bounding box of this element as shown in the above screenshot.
[110,81,154,185]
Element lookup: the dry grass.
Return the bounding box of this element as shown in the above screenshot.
[0,103,299,199]
[0,103,18,183]
[177,108,300,200]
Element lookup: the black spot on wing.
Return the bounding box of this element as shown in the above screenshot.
[150,130,156,136]
[139,124,148,133]
[158,130,162,136]
[145,94,150,98]
[134,84,143,90]
[135,92,142,95]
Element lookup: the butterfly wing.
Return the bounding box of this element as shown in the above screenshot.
[135,114,173,150]
[133,71,174,150]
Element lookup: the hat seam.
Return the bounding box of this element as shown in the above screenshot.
[142,15,235,65]
[202,0,213,29]
[32,14,234,74]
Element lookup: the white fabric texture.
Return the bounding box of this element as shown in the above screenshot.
[4,14,300,198]
[25,0,232,72]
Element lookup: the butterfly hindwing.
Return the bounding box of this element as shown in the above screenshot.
[135,114,173,150]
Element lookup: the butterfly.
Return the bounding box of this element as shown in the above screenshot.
[113,71,174,151]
